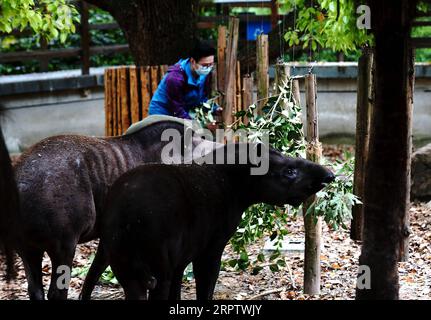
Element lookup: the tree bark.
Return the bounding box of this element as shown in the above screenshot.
[356,0,416,300]
[351,48,373,241]
[85,0,198,66]
[399,48,415,262]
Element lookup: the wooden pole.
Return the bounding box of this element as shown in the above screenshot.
[270,0,279,30]
[223,17,239,127]
[140,66,151,119]
[351,49,374,241]
[275,63,290,109]
[129,66,140,124]
[217,26,227,95]
[39,38,49,72]
[80,1,90,75]
[150,66,159,98]
[115,68,121,136]
[235,61,242,119]
[104,68,112,136]
[292,79,301,107]
[242,75,253,126]
[303,74,322,295]
[119,67,130,133]
[256,34,269,114]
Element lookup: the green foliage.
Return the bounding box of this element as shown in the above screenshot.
[0,0,79,42]
[182,263,194,282]
[306,152,361,229]
[412,24,431,62]
[192,99,217,128]
[0,6,133,74]
[227,77,358,273]
[72,254,119,286]
[281,0,372,55]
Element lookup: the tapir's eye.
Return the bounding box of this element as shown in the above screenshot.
[284,168,297,179]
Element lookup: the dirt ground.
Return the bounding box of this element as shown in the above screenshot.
[1,202,430,300]
[1,145,430,300]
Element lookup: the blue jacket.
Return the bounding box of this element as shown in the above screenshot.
[148,59,211,119]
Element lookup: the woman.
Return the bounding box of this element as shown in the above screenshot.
[149,41,220,120]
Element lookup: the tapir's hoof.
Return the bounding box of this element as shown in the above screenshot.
[147,277,157,290]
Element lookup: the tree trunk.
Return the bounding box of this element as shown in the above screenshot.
[356,0,416,300]
[351,48,373,241]
[85,0,198,66]
[399,48,415,262]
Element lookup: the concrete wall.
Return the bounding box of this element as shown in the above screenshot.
[1,63,430,152]
[1,89,105,152]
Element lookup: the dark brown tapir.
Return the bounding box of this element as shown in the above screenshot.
[84,142,335,300]
[13,117,211,300]
[0,106,19,281]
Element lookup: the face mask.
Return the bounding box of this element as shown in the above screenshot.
[195,64,213,76]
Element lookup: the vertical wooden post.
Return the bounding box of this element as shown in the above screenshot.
[292,79,301,107]
[399,48,415,262]
[140,66,152,119]
[223,17,239,127]
[80,1,90,75]
[129,66,140,124]
[160,65,169,78]
[256,34,269,114]
[351,49,374,241]
[303,74,322,295]
[235,61,242,118]
[217,26,227,95]
[104,69,112,136]
[275,63,291,109]
[119,67,130,134]
[242,75,253,126]
[112,69,117,135]
[39,38,49,72]
[150,66,159,97]
[270,0,279,30]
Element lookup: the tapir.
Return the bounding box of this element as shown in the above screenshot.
[88,142,335,300]
[13,116,214,300]
[0,106,19,281]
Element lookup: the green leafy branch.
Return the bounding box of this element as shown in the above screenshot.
[226,76,359,273]
[0,0,79,43]
[281,0,372,54]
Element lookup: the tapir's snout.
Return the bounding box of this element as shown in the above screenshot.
[310,169,336,193]
[323,171,336,184]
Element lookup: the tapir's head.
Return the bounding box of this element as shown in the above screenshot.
[252,146,335,207]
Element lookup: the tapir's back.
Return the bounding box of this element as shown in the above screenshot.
[14,134,141,244]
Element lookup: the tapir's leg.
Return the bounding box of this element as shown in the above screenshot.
[80,242,109,300]
[149,279,172,300]
[111,264,149,300]
[123,282,148,300]
[47,241,77,300]
[20,247,45,300]
[193,249,224,300]
[5,246,17,281]
[168,267,185,300]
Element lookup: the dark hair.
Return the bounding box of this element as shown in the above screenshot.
[190,40,216,62]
